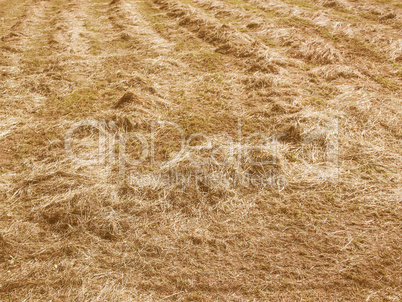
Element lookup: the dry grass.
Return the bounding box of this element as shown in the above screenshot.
[0,0,401,300]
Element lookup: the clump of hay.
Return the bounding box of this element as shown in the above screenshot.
[294,39,343,64]
[308,64,362,80]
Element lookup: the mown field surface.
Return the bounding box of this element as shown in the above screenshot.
[0,0,401,300]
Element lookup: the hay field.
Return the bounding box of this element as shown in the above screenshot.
[0,0,401,300]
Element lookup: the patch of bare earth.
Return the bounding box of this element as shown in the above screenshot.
[0,0,401,301]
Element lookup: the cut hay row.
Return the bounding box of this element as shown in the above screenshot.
[176,0,401,94]
[151,0,289,70]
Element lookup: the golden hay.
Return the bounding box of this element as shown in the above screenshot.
[0,0,401,300]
